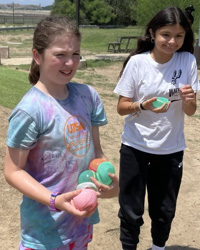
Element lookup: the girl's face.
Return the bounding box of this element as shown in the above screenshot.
[150,24,186,61]
[34,34,80,87]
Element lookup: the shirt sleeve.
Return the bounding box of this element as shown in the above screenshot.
[90,87,108,126]
[7,109,39,150]
[114,57,137,98]
[189,54,200,93]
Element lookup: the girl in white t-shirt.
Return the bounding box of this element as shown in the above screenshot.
[114,6,199,250]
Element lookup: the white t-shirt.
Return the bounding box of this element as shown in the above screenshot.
[114,51,199,155]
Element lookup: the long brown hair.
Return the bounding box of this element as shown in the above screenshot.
[29,16,81,85]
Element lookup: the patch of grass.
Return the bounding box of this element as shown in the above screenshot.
[5,64,30,71]
[0,66,31,109]
[0,26,143,57]
[0,27,135,110]
[0,30,33,57]
[74,70,107,87]
[86,59,119,68]
[99,82,117,90]
[80,26,144,53]
[100,93,117,99]
[192,114,200,119]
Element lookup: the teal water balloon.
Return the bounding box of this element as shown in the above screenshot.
[152,97,169,108]
[96,162,115,185]
[78,170,96,184]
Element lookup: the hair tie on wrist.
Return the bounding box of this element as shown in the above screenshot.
[49,192,61,212]
[140,100,146,110]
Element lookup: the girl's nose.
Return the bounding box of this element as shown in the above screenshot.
[169,37,176,43]
[65,57,73,65]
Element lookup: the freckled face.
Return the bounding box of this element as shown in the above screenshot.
[151,24,186,59]
[36,35,81,87]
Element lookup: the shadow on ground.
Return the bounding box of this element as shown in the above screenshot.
[147,246,200,250]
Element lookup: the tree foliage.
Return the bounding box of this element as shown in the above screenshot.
[51,0,76,19]
[83,0,115,24]
[104,0,137,25]
[51,0,115,25]
[136,0,200,33]
[51,0,200,32]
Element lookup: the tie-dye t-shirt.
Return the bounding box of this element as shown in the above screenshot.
[7,82,108,250]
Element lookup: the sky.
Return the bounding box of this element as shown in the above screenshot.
[0,0,54,7]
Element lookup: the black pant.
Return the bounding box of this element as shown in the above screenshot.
[118,144,183,250]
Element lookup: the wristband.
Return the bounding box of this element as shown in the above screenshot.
[140,100,146,110]
[49,192,61,212]
[133,102,141,117]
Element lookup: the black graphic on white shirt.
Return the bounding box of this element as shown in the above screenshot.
[171,69,182,85]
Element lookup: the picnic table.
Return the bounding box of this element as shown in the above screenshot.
[107,36,140,53]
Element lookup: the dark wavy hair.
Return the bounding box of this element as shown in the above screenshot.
[29,16,81,85]
[119,6,194,77]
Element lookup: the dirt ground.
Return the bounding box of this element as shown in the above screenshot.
[0,63,200,250]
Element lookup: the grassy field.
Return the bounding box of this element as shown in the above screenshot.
[0,59,120,109]
[80,26,144,53]
[0,26,144,57]
[0,26,141,109]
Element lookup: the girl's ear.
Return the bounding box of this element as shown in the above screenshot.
[32,49,42,65]
[149,29,154,39]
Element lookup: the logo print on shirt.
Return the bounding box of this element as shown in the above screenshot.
[171,69,182,85]
[64,115,90,157]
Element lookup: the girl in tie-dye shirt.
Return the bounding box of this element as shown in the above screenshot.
[4,16,119,250]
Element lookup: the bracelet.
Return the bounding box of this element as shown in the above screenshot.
[137,101,141,111]
[133,102,141,117]
[49,192,61,212]
[140,100,146,110]
[128,101,141,116]
[128,101,132,111]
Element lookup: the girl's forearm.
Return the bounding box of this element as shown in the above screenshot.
[5,167,51,206]
[182,101,196,116]
[4,147,51,206]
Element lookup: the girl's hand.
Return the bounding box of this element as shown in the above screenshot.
[90,174,119,199]
[142,97,171,113]
[179,85,195,104]
[55,190,97,218]
[179,85,196,116]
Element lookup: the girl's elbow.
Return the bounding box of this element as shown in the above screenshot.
[117,106,125,116]
[4,171,11,186]
[4,167,11,183]
[4,164,14,185]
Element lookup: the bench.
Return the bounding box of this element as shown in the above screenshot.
[107,42,121,53]
[107,36,140,53]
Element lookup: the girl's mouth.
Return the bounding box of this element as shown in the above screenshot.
[60,70,72,76]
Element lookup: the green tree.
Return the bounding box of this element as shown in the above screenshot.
[51,0,116,25]
[105,0,137,25]
[136,0,200,33]
[51,0,76,19]
[83,0,115,24]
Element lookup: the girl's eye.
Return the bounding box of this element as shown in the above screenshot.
[56,54,64,57]
[73,53,80,56]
